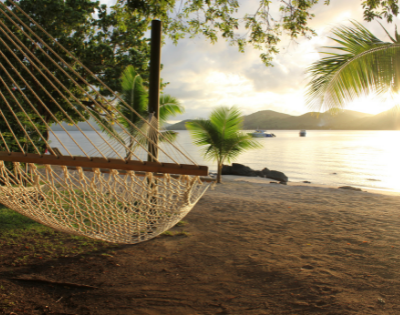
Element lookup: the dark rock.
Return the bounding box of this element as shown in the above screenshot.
[303,181,311,184]
[270,182,279,184]
[331,173,337,175]
[222,163,288,182]
[221,165,232,175]
[260,168,270,176]
[279,181,287,185]
[267,170,288,183]
[338,186,362,191]
[231,163,254,176]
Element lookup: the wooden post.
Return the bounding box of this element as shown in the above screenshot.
[147,20,162,162]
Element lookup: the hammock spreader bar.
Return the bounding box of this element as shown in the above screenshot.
[0,152,208,176]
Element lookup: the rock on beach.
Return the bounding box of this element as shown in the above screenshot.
[222,163,288,182]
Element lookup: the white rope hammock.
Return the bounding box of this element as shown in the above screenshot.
[0,0,213,244]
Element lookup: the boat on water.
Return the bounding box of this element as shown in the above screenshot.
[299,130,306,137]
[249,130,276,138]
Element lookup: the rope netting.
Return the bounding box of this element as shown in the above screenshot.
[0,162,211,243]
[0,1,213,243]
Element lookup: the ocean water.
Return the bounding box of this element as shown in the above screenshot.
[49,130,400,193]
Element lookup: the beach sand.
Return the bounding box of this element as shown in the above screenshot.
[170,177,400,314]
[2,177,400,314]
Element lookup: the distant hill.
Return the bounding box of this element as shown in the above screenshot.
[166,109,380,130]
[51,119,102,132]
[242,110,292,129]
[349,108,400,130]
[162,122,172,129]
[166,119,193,130]
[268,110,373,130]
[67,109,400,131]
[51,117,170,131]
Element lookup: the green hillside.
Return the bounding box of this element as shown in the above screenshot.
[51,118,170,131]
[166,109,378,130]
[349,108,400,130]
[273,110,373,130]
[123,108,400,131]
[166,119,193,130]
[242,110,292,129]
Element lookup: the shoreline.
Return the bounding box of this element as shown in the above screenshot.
[220,174,400,197]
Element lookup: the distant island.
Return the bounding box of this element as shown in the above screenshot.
[50,108,400,131]
[50,118,171,132]
[166,108,400,130]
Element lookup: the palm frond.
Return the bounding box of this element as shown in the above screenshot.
[160,130,178,142]
[159,94,184,126]
[305,20,400,111]
[222,133,262,163]
[89,109,124,144]
[110,66,185,159]
[209,106,243,139]
[186,106,262,165]
[186,119,221,161]
[118,65,148,129]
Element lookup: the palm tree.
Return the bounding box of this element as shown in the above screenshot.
[186,106,262,183]
[305,21,400,111]
[117,65,184,159]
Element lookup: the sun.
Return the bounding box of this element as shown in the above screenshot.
[343,93,399,115]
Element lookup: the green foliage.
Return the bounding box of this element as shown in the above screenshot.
[176,220,188,227]
[0,0,154,151]
[0,111,47,154]
[186,106,262,183]
[0,205,118,266]
[121,0,396,67]
[116,65,184,158]
[362,0,399,22]
[0,205,41,231]
[305,21,400,111]
[158,94,184,125]
[122,0,321,66]
[118,65,149,130]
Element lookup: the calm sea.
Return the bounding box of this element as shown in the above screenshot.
[49,130,400,193]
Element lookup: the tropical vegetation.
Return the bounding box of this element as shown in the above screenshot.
[186,106,262,183]
[0,0,153,153]
[117,65,184,159]
[305,21,400,111]
[122,0,398,66]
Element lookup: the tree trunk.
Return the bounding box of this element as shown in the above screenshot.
[37,99,51,154]
[126,138,133,160]
[43,111,51,154]
[217,162,222,184]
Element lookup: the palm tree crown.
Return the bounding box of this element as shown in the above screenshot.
[117,65,184,159]
[305,21,400,111]
[186,106,262,183]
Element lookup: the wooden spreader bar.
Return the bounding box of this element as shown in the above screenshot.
[0,152,209,176]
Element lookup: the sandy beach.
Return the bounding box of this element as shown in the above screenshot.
[1,177,400,314]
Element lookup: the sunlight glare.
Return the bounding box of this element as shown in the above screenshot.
[342,94,396,114]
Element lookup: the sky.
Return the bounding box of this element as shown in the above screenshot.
[101,0,400,122]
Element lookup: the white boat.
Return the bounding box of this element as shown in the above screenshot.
[299,130,306,137]
[249,130,276,138]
